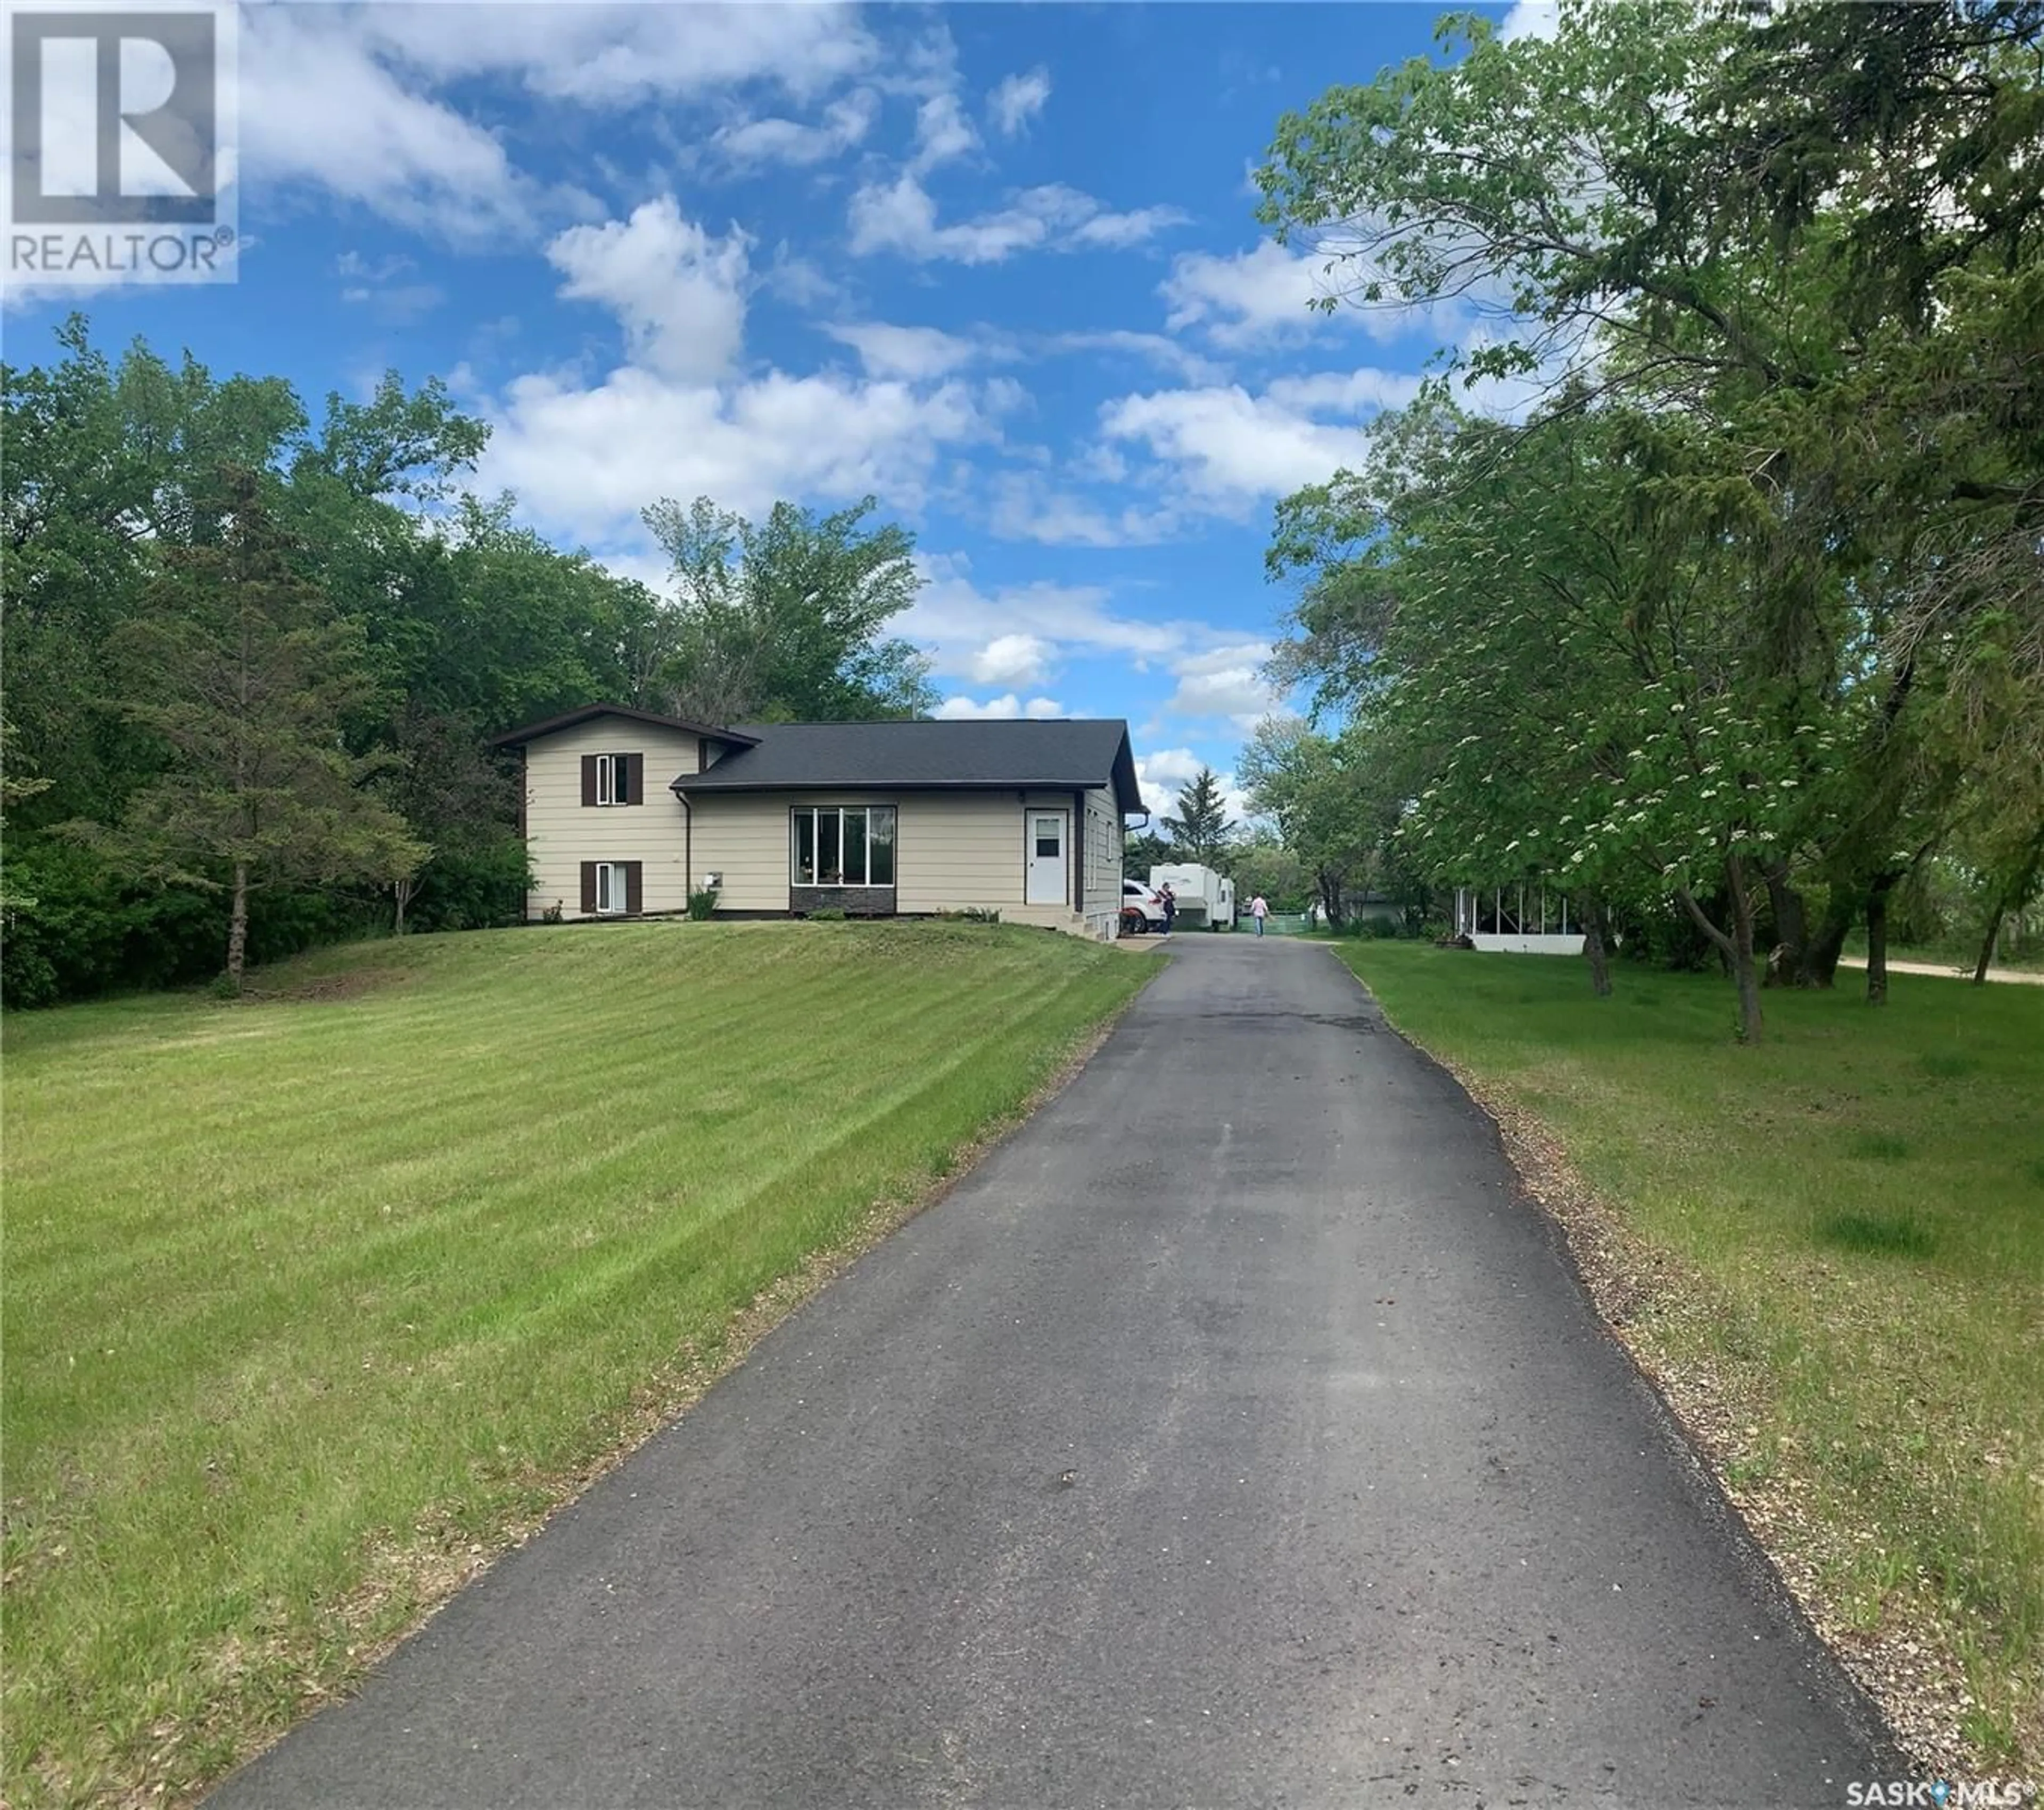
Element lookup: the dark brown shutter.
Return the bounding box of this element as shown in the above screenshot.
[580,862,598,913]
[624,862,642,915]
[581,755,598,807]
[1072,790,1084,910]
[625,753,645,806]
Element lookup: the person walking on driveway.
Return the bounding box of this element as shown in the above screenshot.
[1250,894,1269,937]
[1159,884,1177,937]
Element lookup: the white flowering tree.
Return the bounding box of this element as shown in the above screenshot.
[1274,398,1839,1040]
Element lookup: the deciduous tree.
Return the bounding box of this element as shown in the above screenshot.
[643,494,936,724]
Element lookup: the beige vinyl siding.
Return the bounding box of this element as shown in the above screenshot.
[689,790,1069,914]
[697,791,929,911]
[522,716,700,919]
[1082,787,1122,919]
[897,794,1045,913]
[686,794,798,911]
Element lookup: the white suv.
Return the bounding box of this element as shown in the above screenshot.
[1122,878,1167,931]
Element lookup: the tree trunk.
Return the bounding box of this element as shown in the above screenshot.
[1865,874,1896,1005]
[1728,855,1763,1042]
[393,874,415,936]
[1972,912,2000,986]
[1317,868,1344,930]
[1583,894,1612,997]
[1799,892,1853,988]
[1678,857,1764,1044]
[1761,860,1808,988]
[1975,831,2044,984]
[225,862,249,990]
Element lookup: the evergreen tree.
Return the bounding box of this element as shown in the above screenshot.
[65,467,424,988]
[1161,768,1236,865]
[1123,829,1171,878]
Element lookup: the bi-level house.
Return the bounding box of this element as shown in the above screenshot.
[490,706,1144,940]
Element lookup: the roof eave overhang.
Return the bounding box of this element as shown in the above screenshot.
[489,704,761,750]
[670,777,1116,796]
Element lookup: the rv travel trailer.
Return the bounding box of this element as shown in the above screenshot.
[1147,863,1236,930]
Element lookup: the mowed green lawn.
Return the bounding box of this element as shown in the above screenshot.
[3,921,1153,1808]
[1332,942,2044,1765]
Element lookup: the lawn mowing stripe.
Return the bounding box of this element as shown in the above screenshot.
[3,922,1152,1810]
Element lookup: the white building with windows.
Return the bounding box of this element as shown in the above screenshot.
[1452,883,1587,955]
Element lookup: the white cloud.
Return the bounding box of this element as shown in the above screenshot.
[848,176,1186,264]
[713,90,879,168]
[360,4,878,108]
[905,555,1185,678]
[760,243,840,310]
[1166,642,1279,723]
[587,549,677,598]
[475,367,1003,552]
[1094,363,1423,514]
[987,474,1180,548]
[935,693,1066,720]
[1166,229,1492,355]
[1164,239,1387,349]
[1139,747,1207,795]
[336,250,412,283]
[967,634,1057,688]
[238,5,880,238]
[475,217,1070,632]
[827,321,986,382]
[341,282,446,325]
[333,249,443,323]
[1135,749,1252,823]
[1262,368,1423,415]
[1500,2,1562,42]
[1046,330,1226,386]
[911,91,980,173]
[548,200,751,383]
[1067,204,1194,251]
[241,7,544,240]
[1101,385,1366,509]
[987,68,1051,137]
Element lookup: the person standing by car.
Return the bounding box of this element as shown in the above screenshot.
[1249,893,1269,937]
[1159,883,1177,936]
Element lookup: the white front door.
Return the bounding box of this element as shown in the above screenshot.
[1024,810,1068,906]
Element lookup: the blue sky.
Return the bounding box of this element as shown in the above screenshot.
[6,1,1546,818]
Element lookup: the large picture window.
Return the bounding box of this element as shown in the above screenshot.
[792,806,896,886]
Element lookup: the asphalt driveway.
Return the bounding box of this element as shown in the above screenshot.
[209,936,1894,1808]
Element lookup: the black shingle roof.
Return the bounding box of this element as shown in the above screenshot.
[670,718,1143,815]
